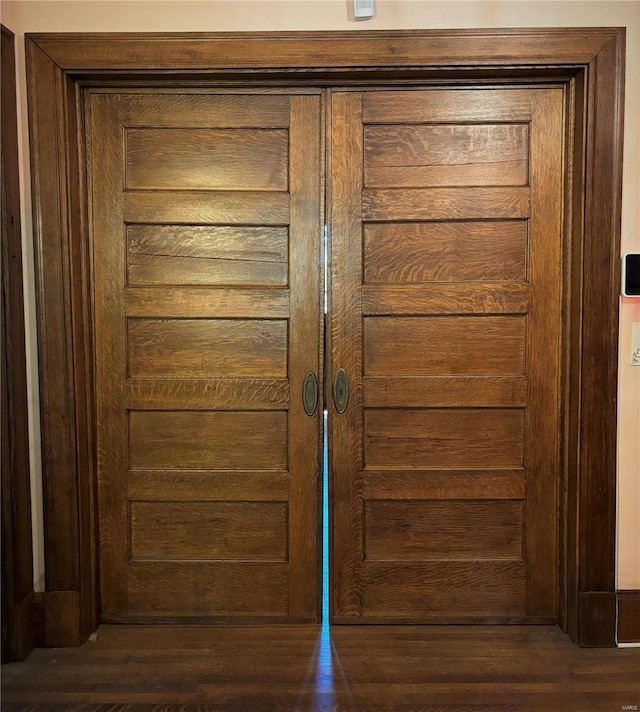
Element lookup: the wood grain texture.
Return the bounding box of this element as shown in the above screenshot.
[125,287,290,318]
[363,186,530,221]
[617,590,640,643]
[127,225,288,287]
[61,71,98,636]
[364,162,528,190]
[123,190,289,224]
[564,73,585,642]
[26,30,625,645]
[25,36,82,598]
[128,411,288,470]
[329,91,365,619]
[579,32,624,606]
[524,88,563,618]
[125,128,288,191]
[361,561,527,619]
[113,93,291,128]
[128,562,289,617]
[363,470,526,500]
[362,88,533,123]
[362,283,529,315]
[91,94,129,618]
[364,408,525,469]
[365,500,524,560]
[34,592,81,648]
[333,85,563,625]
[286,95,322,619]
[3,624,639,708]
[578,592,617,648]
[90,91,321,623]
[125,378,289,411]
[363,376,528,407]
[364,316,526,375]
[127,470,289,502]
[127,318,287,378]
[130,501,288,561]
[364,123,528,187]
[30,29,621,69]
[363,221,527,283]
[1,24,34,663]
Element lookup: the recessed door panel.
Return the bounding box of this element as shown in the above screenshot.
[126,225,289,287]
[330,87,563,623]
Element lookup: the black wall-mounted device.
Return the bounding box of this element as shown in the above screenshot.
[623,253,640,297]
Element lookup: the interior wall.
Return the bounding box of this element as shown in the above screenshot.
[1,0,638,593]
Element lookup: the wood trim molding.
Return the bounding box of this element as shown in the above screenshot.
[617,591,640,644]
[26,38,96,647]
[576,29,625,647]
[26,42,81,593]
[25,29,625,647]
[28,29,622,70]
[577,592,617,648]
[1,23,34,663]
[31,591,81,648]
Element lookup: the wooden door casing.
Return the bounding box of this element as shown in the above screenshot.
[90,91,322,622]
[330,87,564,623]
[26,27,624,647]
[1,24,34,661]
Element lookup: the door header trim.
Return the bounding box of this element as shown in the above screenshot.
[31,28,621,71]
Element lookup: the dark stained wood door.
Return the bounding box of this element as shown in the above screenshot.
[90,91,322,622]
[330,88,563,622]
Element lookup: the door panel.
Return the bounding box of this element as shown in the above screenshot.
[91,92,322,622]
[363,316,527,374]
[126,225,289,286]
[125,128,289,190]
[363,221,528,283]
[363,123,529,187]
[330,88,563,622]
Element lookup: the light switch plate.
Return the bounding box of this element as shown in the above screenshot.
[354,0,375,19]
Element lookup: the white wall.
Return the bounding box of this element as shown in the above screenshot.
[1,0,638,593]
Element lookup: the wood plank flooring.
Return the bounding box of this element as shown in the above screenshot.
[2,625,639,711]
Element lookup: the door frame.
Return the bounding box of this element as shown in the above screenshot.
[26,28,625,647]
[2,23,34,662]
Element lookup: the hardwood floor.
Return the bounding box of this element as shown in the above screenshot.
[2,625,639,711]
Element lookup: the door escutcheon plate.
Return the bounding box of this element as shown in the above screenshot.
[333,368,349,414]
[302,371,319,416]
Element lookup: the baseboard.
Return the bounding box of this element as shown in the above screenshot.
[617,590,640,644]
[32,590,83,647]
[32,592,44,646]
[577,591,616,647]
[1,591,34,662]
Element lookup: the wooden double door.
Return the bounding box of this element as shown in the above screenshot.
[90,86,563,624]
